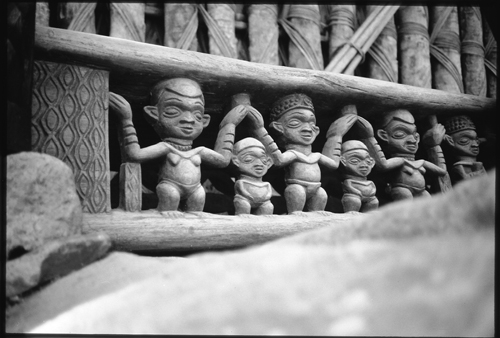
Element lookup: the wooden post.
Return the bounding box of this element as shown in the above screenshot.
[327,5,356,62]
[482,16,496,99]
[109,2,145,212]
[57,2,96,33]
[459,6,487,97]
[206,4,237,58]
[286,4,324,70]
[429,6,463,94]
[164,3,198,51]
[31,60,111,213]
[248,4,279,65]
[35,2,50,27]
[364,5,398,82]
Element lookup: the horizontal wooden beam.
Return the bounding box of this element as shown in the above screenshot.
[34,26,495,121]
[82,210,359,254]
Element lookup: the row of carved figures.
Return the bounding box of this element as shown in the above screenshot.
[109,78,486,216]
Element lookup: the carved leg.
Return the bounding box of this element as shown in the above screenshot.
[234,197,252,215]
[255,201,274,215]
[156,182,181,211]
[360,197,379,213]
[184,185,206,212]
[390,186,413,201]
[284,184,306,213]
[415,190,431,199]
[341,193,362,212]
[306,187,327,211]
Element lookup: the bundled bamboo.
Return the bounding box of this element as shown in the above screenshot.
[248,4,279,65]
[429,6,462,94]
[110,3,145,42]
[326,5,356,61]
[204,4,237,58]
[363,5,398,82]
[35,2,50,27]
[164,3,198,51]
[325,5,399,74]
[483,18,497,98]
[459,6,487,97]
[58,3,97,33]
[281,4,323,70]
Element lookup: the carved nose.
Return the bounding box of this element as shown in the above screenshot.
[181,112,195,123]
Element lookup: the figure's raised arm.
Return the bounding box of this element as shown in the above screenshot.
[322,113,358,169]
[109,92,169,162]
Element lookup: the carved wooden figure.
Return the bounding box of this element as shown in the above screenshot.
[248,93,355,214]
[340,140,378,213]
[232,137,274,215]
[443,115,486,184]
[109,78,248,216]
[369,109,448,200]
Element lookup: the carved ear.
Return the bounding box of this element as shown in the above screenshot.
[444,134,454,146]
[312,125,320,136]
[414,132,420,143]
[368,157,375,169]
[270,121,284,134]
[266,156,273,168]
[202,114,211,128]
[232,156,240,167]
[340,155,347,167]
[143,106,159,126]
[376,129,389,142]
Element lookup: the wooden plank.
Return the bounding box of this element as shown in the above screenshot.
[82,210,360,254]
[33,26,496,121]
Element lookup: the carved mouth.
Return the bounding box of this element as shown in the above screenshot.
[358,167,369,175]
[179,126,194,134]
[406,144,417,152]
[253,165,265,174]
[471,147,479,155]
[300,130,313,140]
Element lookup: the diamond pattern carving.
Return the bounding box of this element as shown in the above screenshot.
[31,61,110,213]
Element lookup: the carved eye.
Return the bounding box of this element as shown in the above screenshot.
[347,158,361,165]
[392,130,407,139]
[260,156,269,165]
[458,137,472,145]
[163,108,181,118]
[193,111,203,122]
[242,155,255,164]
[287,119,302,128]
[365,157,374,166]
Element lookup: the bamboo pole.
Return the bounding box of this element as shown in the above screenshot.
[164,3,199,51]
[33,26,496,118]
[206,4,237,58]
[459,6,487,97]
[285,4,324,70]
[248,4,279,65]
[110,3,145,42]
[363,5,398,82]
[429,6,462,94]
[327,5,356,61]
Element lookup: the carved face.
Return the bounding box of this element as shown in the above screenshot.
[271,108,320,146]
[378,119,420,155]
[341,148,375,178]
[448,129,480,157]
[155,91,209,141]
[233,146,272,178]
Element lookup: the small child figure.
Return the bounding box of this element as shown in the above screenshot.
[232,137,274,215]
[340,140,378,213]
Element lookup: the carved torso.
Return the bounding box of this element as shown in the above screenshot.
[342,179,376,198]
[391,159,426,191]
[235,179,273,207]
[284,151,322,183]
[451,161,486,184]
[158,145,204,187]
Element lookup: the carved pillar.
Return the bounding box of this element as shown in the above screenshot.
[109,2,145,211]
[164,3,198,51]
[57,2,96,33]
[459,6,487,97]
[31,61,110,213]
[248,4,279,64]
[110,2,145,42]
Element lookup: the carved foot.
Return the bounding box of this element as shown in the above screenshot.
[237,214,257,218]
[289,211,308,217]
[310,210,335,216]
[159,210,185,219]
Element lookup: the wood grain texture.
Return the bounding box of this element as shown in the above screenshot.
[82,210,360,253]
[33,26,496,121]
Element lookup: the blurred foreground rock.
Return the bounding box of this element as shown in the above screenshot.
[6,170,495,335]
[6,152,111,298]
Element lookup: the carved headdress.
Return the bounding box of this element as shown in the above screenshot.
[270,93,314,122]
[444,115,476,135]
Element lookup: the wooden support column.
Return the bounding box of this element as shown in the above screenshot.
[164,3,198,51]
[31,60,111,213]
[35,2,50,27]
[248,4,279,65]
[286,4,324,70]
[459,6,487,97]
[364,5,398,82]
[109,2,145,212]
[483,15,496,99]
[57,2,96,33]
[206,4,237,58]
[429,6,462,94]
[327,5,356,63]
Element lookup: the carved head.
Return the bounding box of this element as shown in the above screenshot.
[376,109,419,155]
[232,137,272,178]
[340,140,374,178]
[144,78,210,145]
[443,115,481,158]
[269,93,319,146]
